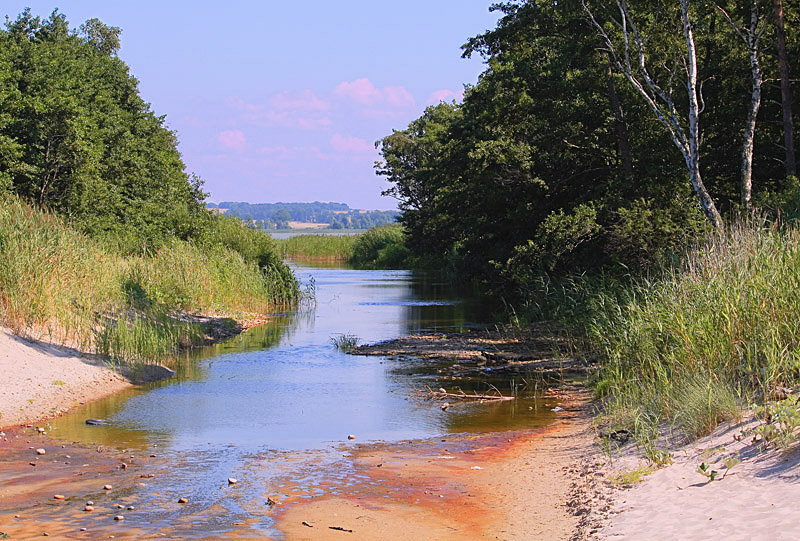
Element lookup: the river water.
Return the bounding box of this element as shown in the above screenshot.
[32,264,558,536]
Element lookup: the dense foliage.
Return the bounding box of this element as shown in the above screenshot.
[0,9,216,251]
[0,9,299,364]
[377,0,799,296]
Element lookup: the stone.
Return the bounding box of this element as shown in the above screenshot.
[114,515,124,521]
[228,478,237,485]
[84,505,94,512]
[115,504,124,509]
[53,495,65,500]
[347,435,355,440]
[178,497,188,504]
[103,485,113,490]
[127,506,135,511]
[86,501,94,506]
[36,448,46,455]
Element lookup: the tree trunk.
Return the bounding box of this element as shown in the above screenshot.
[606,54,634,180]
[682,0,724,227]
[774,0,796,177]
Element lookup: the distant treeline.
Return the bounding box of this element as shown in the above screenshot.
[208,201,400,230]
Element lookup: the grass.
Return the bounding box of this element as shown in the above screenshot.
[587,217,800,446]
[330,333,360,351]
[275,234,359,262]
[0,196,299,368]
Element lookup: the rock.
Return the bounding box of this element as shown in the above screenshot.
[80,528,87,532]
[53,495,65,500]
[119,463,127,469]
[103,485,113,490]
[86,501,94,506]
[302,521,313,528]
[115,504,124,509]
[347,435,355,440]
[83,505,94,512]
[114,515,124,521]
[36,448,46,455]
[178,497,188,504]
[37,427,45,433]
[227,478,237,485]
[85,419,109,426]
[127,506,135,511]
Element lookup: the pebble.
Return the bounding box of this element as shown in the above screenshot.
[80,528,87,532]
[114,515,124,521]
[53,495,65,500]
[103,485,113,490]
[36,448,46,455]
[37,427,45,433]
[127,506,135,511]
[84,505,94,512]
[228,478,238,485]
[347,435,355,440]
[115,504,124,509]
[178,497,188,504]
[14,514,20,519]
[86,501,94,506]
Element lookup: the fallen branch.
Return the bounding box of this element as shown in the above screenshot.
[425,386,515,402]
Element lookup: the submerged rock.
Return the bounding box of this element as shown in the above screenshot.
[85,419,109,426]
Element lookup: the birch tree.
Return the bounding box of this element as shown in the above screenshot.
[716,1,769,208]
[583,0,724,228]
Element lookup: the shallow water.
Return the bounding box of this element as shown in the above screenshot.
[10,265,561,538]
[49,265,555,453]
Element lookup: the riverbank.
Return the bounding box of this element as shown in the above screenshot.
[0,328,129,430]
[0,313,267,431]
[275,391,595,540]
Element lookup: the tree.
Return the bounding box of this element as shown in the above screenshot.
[584,0,724,227]
[716,1,769,208]
[773,0,796,177]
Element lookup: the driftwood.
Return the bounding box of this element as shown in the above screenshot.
[425,385,514,403]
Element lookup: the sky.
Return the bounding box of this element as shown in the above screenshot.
[6,2,502,209]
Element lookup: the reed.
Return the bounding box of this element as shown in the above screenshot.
[275,234,358,262]
[0,196,298,365]
[589,217,800,442]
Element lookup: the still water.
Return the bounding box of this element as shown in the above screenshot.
[50,264,554,451]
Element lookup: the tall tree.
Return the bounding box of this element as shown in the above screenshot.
[773,0,796,177]
[584,0,724,227]
[716,1,769,208]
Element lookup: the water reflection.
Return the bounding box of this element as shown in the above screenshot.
[49,264,542,453]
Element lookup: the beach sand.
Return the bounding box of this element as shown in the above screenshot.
[0,327,129,430]
[591,419,800,541]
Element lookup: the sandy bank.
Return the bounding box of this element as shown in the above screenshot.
[0,328,130,430]
[276,394,595,540]
[582,418,800,540]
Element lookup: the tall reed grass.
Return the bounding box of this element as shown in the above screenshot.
[589,218,800,443]
[276,234,358,262]
[0,196,298,366]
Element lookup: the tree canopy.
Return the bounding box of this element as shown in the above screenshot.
[0,9,209,251]
[377,0,799,291]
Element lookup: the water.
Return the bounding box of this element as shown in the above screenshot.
[50,265,554,452]
[21,264,562,538]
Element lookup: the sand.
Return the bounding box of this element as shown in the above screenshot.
[0,327,129,429]
[276,395,595,540]
[590,419,800,541]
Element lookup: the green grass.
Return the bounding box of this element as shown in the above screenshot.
[275,234,359,262]
[330,333,360,351]
[0,196,298,367]
[588,217,800,444]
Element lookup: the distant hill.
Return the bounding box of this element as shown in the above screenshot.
[206,202,399,230]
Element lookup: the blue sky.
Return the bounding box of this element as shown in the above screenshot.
[6,2,501,209]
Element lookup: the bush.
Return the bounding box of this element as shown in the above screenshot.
[349,225,409,269]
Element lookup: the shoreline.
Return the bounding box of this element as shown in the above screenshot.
[0,313,267,431]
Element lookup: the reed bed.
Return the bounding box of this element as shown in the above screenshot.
[276,234,359,262]
[589,218,800,446]
[0,197,298,367]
